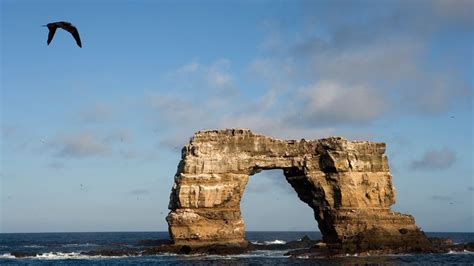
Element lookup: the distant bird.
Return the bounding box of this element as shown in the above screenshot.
[43,21,82,47]
[450,116,455,119]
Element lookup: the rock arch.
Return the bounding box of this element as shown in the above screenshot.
[166,129,428,252]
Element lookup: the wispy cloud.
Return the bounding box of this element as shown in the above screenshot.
[167,59,238,94]
[253,1,472,125]
[119,149,159,161]
[51,132,110,158]
[104,129,133,144]
[146,1,471,150]
[47,161,66,170]
[288,81,386,126]
[78,103,114,123]
[431,195,454,201]
[410,148,457,171]
[129,188,151,195]
[246,170,295,195]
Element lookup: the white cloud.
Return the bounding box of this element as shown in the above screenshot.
[290,80,387,125]
[220,113,336,140]
[167,59,238,94]
[254,4,472,120]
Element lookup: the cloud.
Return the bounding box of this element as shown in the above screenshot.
[159,134,188,150]
[431,0,474,25]
[129,189,151,195]
[104,129,133,144]
[150,60,337,145]
[246,170,295,195]
[147,2,472,147]
[288,80,387,126]
[50,132,110,158]
[254,1,472,124]
[78,103,113,123]
[431,195,454,201]
[48,161,65,169]
[245,182,272,194]
[206,60,234,89]
[167,59,238,94]
[220,113,335,140]
[410,148,457,171]
[2,125,18,139]
[119,149,159,161]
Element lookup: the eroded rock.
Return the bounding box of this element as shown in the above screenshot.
[166,129,430,253]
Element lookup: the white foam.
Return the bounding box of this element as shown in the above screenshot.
[264,240,286,245]
[251,239,287,245]
[24,245,45,248]
[0,253,16,259]
[447,250,474,254]
[62,243,99,247]
[231,250,289,258]
[31,252,130,260]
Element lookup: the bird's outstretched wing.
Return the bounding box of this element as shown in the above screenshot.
[47,26,57,45]
[68,26,82,48]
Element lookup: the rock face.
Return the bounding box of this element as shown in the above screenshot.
[166,129,429,252]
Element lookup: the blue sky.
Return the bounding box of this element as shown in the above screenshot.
[1,0,472,233]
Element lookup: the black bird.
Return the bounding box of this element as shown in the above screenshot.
[43,21,82,47]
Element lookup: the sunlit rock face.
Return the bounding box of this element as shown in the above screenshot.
[166,129,429,251]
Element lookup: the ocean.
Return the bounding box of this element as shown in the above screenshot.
[1,231,473,265]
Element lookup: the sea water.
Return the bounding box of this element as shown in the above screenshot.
[0,231,473,265]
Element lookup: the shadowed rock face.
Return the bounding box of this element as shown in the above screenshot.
[166,129,429,252]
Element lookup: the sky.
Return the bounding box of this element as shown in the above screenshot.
[1,0,473,233]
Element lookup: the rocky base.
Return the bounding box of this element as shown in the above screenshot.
[286,237,474,258]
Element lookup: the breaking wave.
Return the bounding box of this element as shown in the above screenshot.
[1,253,16,259]
[251,240,287,245]
[2,252,132,260]
[23,245,46,248]
[62,243,99,247]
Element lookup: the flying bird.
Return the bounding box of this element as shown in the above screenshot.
[43,21,82,47]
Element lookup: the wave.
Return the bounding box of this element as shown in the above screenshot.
[234,250,290,258]
[1,253,16,259]
[251,240,287,245]
[62,243,99,247]
[447,250,474,254]
[24,245,46,248]
[3,252,133,260]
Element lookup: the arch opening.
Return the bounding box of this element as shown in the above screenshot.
[240,169,318,234]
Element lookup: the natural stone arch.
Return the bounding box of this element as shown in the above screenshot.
[166,129,429,252]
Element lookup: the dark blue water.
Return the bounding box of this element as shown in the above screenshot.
[0,232,473,265]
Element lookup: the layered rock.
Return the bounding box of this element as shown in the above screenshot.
[166,129,429,252]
